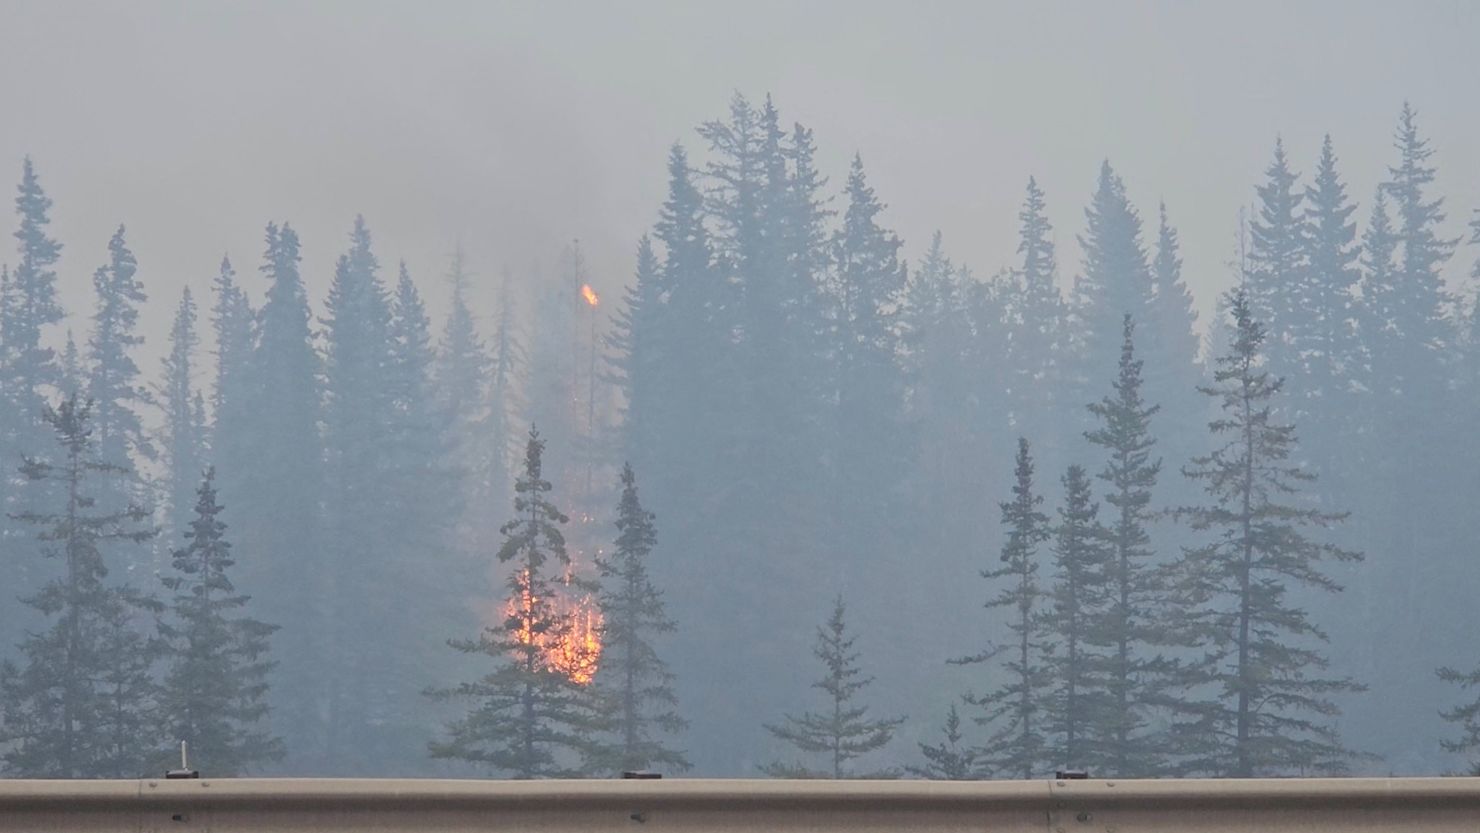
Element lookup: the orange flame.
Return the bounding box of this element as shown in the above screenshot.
[580,283,600,307]
[503,569,603,685]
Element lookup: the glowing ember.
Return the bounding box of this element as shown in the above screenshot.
[580,283,600,307]
[503,569,603,685]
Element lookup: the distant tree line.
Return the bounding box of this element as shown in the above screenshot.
[2,93,1480,778]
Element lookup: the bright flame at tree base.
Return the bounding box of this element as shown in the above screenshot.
[504,569,602,685]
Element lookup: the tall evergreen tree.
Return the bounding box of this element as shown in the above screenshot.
[1143,203,1204,466]
[825,154,911,558]
[435,246,492,545]
[428,428,597,778]
[1170,290,1363,777]
[1004,178,1066,448]
[1246,137,1307,377]
[1295,136,1362,419]
[957,438,1052,779]
[87,225,154,494]
[760,596,904,779]
[1044,463,1110,772]
[1,159,66,642]
[157,287,207,547]
[1083,315,1170,776]
[589,463,688,774]
[906,704,978,780]
[236,221,323,768]
[158,468,283,775]
[0,395,161,777]
[1070,162,1157,418]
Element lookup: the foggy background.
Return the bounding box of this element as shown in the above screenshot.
[3,0,1476,356]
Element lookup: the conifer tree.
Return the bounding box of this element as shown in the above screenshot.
[1246,137,1307,376]
[158,468,283,775]
[826,154,911,559]
[428,428,597,778]
[158,287,207,546]
[207,256,255,530]
[1083,315,1168,776]
[761,596,904,778]
[0,395,161,777]
[1143,203,1204,466]
[1070,162,1157,418]
[589,463,688,774]
[906,704,978,780]
[1437,662,1480,774]
[1044,463,1110,771]
[1004,178,1066,447]
[1296,136,1362,419]
[434,246,493,542]
[237,221,324,767]
[957,438,1052,779]
[1,159,66,639]
[87,225,154,491]
[1170,290,1363,777]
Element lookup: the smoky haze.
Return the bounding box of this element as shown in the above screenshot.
[2,0,1480,782]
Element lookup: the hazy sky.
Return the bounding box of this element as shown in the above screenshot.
[2,0,1477,370]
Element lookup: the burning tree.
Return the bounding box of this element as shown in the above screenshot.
[427,427,603,778]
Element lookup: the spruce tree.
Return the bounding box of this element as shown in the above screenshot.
[1143,203,1204,468]
[1044,463,1110,772]
[434,246,492,543]
[1296,136,1362,419]
[428,427,597,778]
[1083,315,1169,776]
[1170,290,1363,777]
[157,287,207,547]
[588,463,688,774]
[0,395,161,777]
[236,221,324,768]
[906,704,978,780]
[826,154,911,562]
[1,159,66,642]
[207,256,255,537]
[957,438,1052,779]
[158,468,283,774]
[87,225,154,492]
[760,596,904,778]
[1437,663,1480,774]
[1004,178,1067,451]
[1246,137,1307,377]
[1070,162,1157,420]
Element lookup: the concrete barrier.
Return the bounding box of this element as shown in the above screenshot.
[2,776,1479,832]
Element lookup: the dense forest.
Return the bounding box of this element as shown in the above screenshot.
[2,93,1480,779]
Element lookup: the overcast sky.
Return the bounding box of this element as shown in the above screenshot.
[2,0,1477,369]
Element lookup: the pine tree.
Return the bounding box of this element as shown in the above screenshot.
[761,596,904,778]
[1296,136,1362,419]
[1143,203,1204,467]
[1170,290,1363,777]
[906,704,978,780]
[87,225,154,492]
[157,287,207,546]
[1004,178,1067,448]
[0,395,162,777]
[236,221,324,767]
[428,428,597,778]
[1083,315,1169,776]
[435,246,492,543]
[158,468,283,775]
[826,154,911,560]
[1044,463,1110,772]
[589,463,688,774]
[1070,162,1156,418]
[957,438,1052,779]
[1,159,66,642]
[1246,137,1307,377]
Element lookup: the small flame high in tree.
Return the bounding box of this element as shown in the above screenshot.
[587,463,688,774]
[1169,290,1364,777]
[761,596,904,778]
[427,427,601,778]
